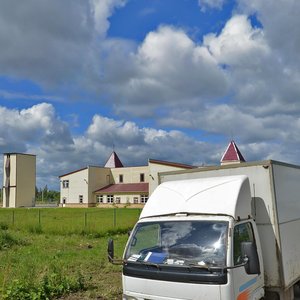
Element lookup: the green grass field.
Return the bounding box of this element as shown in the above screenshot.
[0,208,141,299]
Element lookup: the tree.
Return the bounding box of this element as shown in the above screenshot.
[35,186,60,203]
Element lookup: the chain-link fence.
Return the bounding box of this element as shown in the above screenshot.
[0,208,141,235]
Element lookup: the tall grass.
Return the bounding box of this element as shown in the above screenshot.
[0,230,25,250]
[0,207,140,235]
[2,271,85,300]
[0,208,140,299]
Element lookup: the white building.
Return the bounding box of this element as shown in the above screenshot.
[2,153,36,208]
[59,152,194,207]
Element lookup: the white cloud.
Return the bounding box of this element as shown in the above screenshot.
[161,104,278,142]
[92,0,127,36]
[204,15,269,66]
[0,90,63,102]
[86,115,144,146]
[83,114,214,166]
[237,0,300,73]
[105,25,228,116]
[198,0,226,11]
[1,0,300,188]
[2,102,300,191]
[0,0,126,88]
[97,2,300,148]
[0,103,73,151]
[85,6,300,168]
[0,104,222,189]
[0,1,93,86]
[202,11,300,118]
[0,103,75,188]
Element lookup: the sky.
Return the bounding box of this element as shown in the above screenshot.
[1,0,300,190]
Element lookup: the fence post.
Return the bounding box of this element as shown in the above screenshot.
[84,212,87,227]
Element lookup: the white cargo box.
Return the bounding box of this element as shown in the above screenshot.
[159,160,300,290]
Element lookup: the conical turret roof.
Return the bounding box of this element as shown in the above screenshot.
[104,151,124,168]
[221,141,246,165]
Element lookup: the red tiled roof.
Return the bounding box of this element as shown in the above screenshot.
[95,182,149,193]
[104,151,124,168]
[221,141,246,163]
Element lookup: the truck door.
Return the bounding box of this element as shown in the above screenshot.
[232,221,264,300]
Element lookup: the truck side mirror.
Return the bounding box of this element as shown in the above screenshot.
[241,241,260,275]
[108,239,114,263]
[107,239,124,265]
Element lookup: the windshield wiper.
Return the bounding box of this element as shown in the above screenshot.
[126,258,226,272]
[133,260,215,272]
[187,262,210,269]
[126,260,162,270]
[186,262,226,272]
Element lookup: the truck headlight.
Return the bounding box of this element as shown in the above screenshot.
[123,294,138,300]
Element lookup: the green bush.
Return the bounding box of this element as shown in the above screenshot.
[2,272,85,300]
[0,222,9,230]
[0,230,24,250]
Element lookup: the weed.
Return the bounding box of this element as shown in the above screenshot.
[1,279,32,300]
[0,208,136,299]
[0,222,9,230]
[0,230,24,250]
[28,225,43,234]
[2,271,86,300]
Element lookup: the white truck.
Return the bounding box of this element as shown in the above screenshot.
[108,160,300,300]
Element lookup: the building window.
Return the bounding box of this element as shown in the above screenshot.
[141,195,148,204]
[62,198,66,204]
[140,173,145,182]
[115,197,121,204]
[134,197,139,204]
[79,195,83,203]
[107,195,114,203]
[96,195,103,203]
[119,174,123,183]
[62,180,69,188]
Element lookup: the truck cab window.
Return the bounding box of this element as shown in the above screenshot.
[233,222,255,265]
[129,223,160,255]
[125,221,228,267]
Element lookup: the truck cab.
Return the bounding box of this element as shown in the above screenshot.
[112,176,265,300]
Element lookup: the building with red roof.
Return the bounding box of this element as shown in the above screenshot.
[59,141,246,208]
[59,152,195,207]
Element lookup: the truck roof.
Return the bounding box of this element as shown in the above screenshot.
[140,175,252,220]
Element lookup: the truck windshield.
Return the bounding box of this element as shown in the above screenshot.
[125,220,228,267]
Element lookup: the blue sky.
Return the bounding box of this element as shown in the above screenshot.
[1,0,300,190]
[108,0,234,41]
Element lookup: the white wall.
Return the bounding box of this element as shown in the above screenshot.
[60,168,89,205]
[148,161,194,195]
[111,166,149,184]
